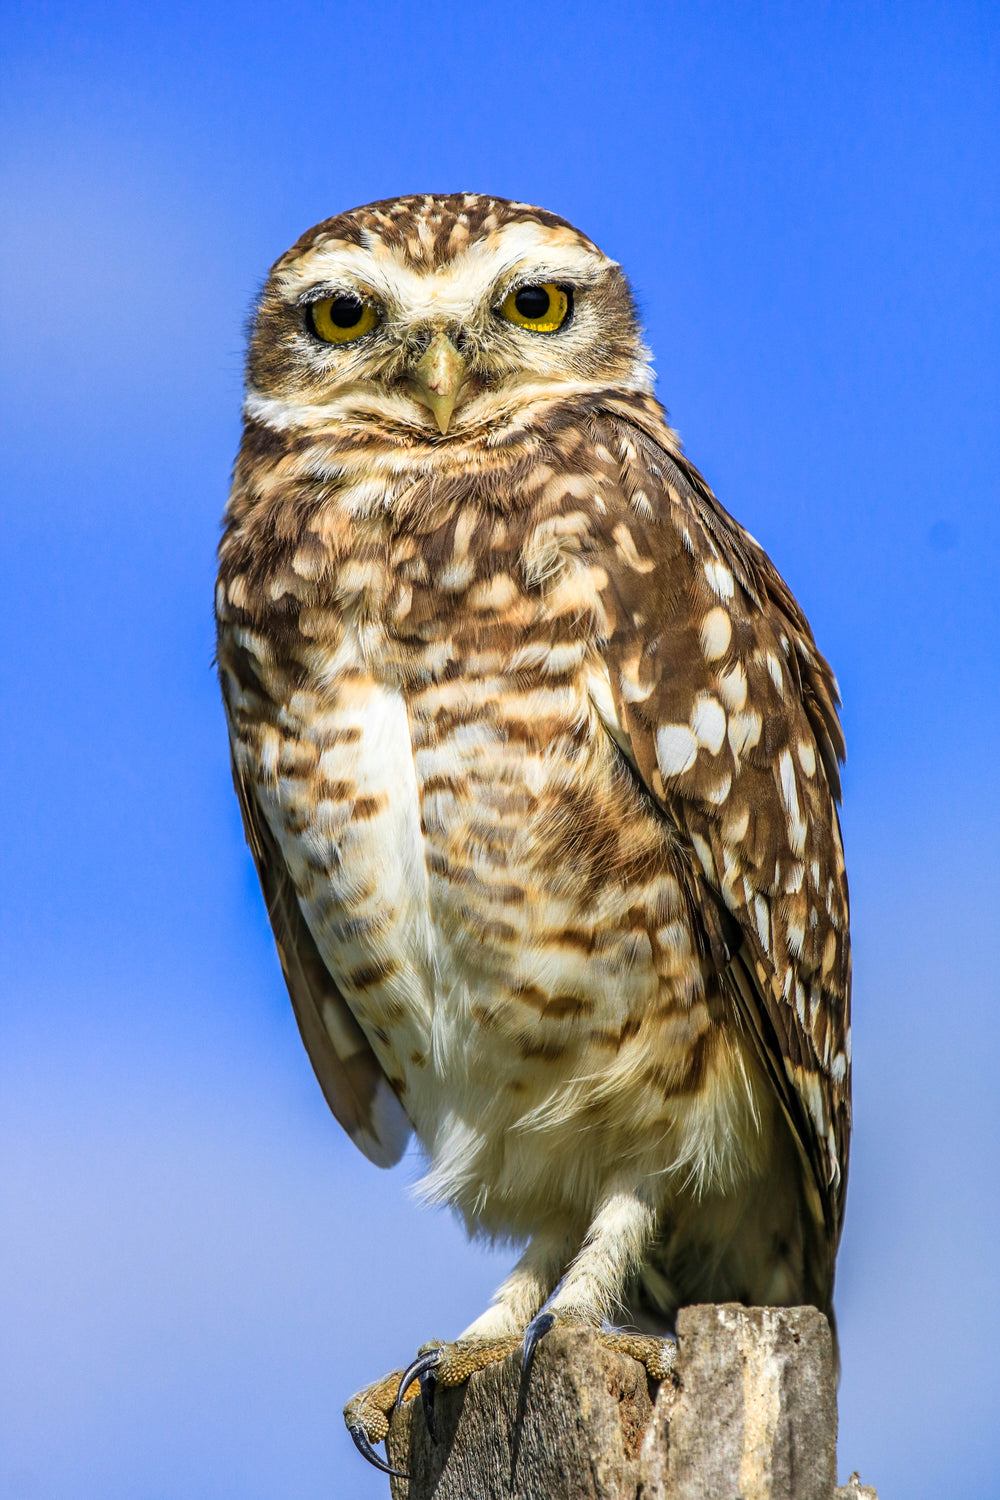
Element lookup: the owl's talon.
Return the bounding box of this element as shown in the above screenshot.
[395,1348,441,1411]
[347,1422,408,1480]
[521,1310,555,1378]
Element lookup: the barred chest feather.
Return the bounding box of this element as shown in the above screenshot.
[219,424,774,1238]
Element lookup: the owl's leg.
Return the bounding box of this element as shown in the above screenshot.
[459,1225,577,1339]
[390,1197,671,1439]
[522,1189,675,1381]
[343,1228,572,1469]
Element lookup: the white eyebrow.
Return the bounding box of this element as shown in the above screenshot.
[276,221,612,321]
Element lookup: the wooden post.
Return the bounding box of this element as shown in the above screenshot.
[385,1304,877,1499]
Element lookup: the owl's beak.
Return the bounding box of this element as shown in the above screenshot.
[410,331,467,434]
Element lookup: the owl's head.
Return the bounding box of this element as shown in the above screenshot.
[246,194,652,439]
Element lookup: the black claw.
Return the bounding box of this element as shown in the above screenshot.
[396,1348,442,1411]
[420,1368,438,1443]
[521,1311,555,1378]
[347,1423,409,1479]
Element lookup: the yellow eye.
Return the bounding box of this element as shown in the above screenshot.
[308,292,378,344]
[498,282,570,333]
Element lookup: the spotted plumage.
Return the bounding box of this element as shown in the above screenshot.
[216,194,851,1450]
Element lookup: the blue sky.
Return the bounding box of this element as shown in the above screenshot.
[2,3,998,1496]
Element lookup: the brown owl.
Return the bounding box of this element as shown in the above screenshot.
[216,194,850,1475]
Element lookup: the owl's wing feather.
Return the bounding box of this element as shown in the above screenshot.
[589,400,851,1246]
[232,755,412,1168]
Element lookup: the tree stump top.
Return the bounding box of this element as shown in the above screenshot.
[385,1304,877,1500]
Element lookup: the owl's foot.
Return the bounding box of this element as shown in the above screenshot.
[599,1326,676,1379]
[393,1333,524,1440]
[345,1335,523,1474]
[393,1318,673,1444]
[344,1364,422,1478]
[345,1322,674,1475]
[522,1306,676,1382]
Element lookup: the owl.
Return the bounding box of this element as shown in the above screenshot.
[216,194,851,1476]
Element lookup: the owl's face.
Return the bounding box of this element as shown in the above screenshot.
[246,194,652,439]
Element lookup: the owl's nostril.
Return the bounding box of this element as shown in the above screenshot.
[408,325,467,360]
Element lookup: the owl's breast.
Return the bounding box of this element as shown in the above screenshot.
[260,617,743,1196]
[224,572,766,1235]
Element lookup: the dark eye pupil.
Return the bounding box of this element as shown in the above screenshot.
[515,285,551,320]
[328,294,365,328]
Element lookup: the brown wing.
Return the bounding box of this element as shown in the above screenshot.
[231,755,412,1168]
[589,396,851,1249]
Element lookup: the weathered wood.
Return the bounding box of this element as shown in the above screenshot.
[385,1303,877,1499]
[663,1305,836,1500]
[387,1327,653,1499]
